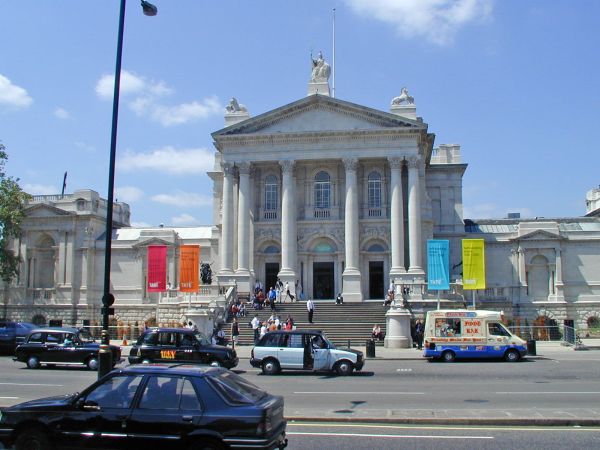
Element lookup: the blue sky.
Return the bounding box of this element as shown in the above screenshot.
[1,0,598,227]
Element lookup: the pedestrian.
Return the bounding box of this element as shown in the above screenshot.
[285,281,295,302]
[231,317,239,347]
[251,314,260,343]
[415,319,425,350]
[268,287,277,311]
[276,278,284,302]
[336,292,344,305]
[307,298,315,323]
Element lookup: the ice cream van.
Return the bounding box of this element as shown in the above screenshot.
[423,309,527,362]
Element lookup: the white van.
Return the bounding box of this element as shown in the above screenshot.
[423,309,527,362]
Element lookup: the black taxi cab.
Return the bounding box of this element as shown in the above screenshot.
[14,327,122,370]
[128,327,238,369]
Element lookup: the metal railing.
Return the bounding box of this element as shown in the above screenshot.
[509,325,578,346]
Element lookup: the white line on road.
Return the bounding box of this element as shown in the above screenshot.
[288,431,493,440]
[0,382,63,387]
[293,392,425,395]
[0,397,19,399]
[496,392,600,395]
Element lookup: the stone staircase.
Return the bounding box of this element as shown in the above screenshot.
[231,301,389,347]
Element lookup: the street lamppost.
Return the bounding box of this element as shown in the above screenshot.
[99,0,158,379]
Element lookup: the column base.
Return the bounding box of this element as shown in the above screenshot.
[277,272,298,298]
[384,307,413,349]
[342,269,362,302]
[389,267,407,277]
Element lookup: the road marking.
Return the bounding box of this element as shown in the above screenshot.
[0,382,63,387]
[496,391,600,395]
[0,397,19,399]
[287,431,493,440]
[289,423,600,432]
[396,368,413,372]
[294,391,425,395]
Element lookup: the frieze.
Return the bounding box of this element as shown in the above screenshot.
[255,227,281,241]
[360,225,390,241]
[297,225,344,249]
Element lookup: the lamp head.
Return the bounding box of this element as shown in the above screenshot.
[141,1,158,16]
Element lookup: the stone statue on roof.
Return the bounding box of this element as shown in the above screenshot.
[391,87,415,106]
[310,51,331,82]
[225,97,247,113]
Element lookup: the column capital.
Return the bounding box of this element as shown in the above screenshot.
[221,162,235,175]
[343,157,359,172]
[279,159,296,174]
[388,157,404,170]
[407,155,420,169]
[236,161,252,175]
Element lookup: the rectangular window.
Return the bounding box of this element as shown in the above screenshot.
[315,184,330,209]
[433,318,462,337]
[265,184,277,210]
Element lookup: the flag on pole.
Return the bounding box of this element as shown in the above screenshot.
[427,240,450,290]
[462,239,486,290]
[179,245,200,292]
[147,245,167,292]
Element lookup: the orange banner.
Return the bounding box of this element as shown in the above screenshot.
[179,245,199,292]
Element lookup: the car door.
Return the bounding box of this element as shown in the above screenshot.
[176,332,200,362]
[127,375,204,449]
[55,374,143,449]
[487,322,510,357]
[310,335,330,371]
[278,333,304,370]
[43,331,66,363]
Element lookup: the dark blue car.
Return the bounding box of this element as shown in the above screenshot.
[0,364,288,450]
[0,321,36,353]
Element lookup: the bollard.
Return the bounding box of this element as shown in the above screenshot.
[366,339,376,358]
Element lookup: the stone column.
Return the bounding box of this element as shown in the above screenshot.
[342,158,362,301]
[279,160,297,284]
[220,162,234,274]
[388,157,405,275]
[236,162,251,274]
[407,156,423,273]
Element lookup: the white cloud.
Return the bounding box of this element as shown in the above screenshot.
[96,70,220,126]
[151,191,212,208]
[344,0,493,45]
[118,146,215,175]
[23,183,58,195]
[54,107,70,119]
[171,213,202,226]
[0,74,33,109]
[115,186,144,203]
[131,221,152,228]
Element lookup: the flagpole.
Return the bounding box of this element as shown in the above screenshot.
[332,8,336,98]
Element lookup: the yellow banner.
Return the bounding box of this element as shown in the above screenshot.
[462,239,486,290]
[179,245,199,292]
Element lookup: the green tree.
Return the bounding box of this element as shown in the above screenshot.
[0,143,31,284]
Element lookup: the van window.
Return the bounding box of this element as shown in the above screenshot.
[283,333,304,348]
[488,323,511,337]
[434,318,462,337]
[261,333,281,347]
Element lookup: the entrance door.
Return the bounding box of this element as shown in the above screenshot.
[368,261,384,299]
[265,263,279,292]
[313,262,334,299]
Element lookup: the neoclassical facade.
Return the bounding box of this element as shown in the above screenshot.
[3,61,600,331]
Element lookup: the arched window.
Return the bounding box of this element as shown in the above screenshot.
[263,245,280,254]
[314,171,331,209]
[265,175,278,211]
[368,171,382,208]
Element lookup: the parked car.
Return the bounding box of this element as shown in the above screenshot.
[13,327,121,370]
[250,329,364,375]
[0,363,288,450]
[0,321,36,353]
[129,327,239,369]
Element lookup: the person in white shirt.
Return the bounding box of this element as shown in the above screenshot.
[307,298,315,323]
[251,315,260,343]
[259,323,267,339]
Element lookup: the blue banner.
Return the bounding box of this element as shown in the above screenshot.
[427,240,450,291]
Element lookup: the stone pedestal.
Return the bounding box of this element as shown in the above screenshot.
[342,270,363,302]
[307,81,330,96]
[384,307,413,348]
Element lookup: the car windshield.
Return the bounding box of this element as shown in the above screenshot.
[194,332,211,346]
[208,370,267,404]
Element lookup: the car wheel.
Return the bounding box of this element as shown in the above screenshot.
[188,438,225,450]
[15,427,53,450]
[262,359,280,375]
[504,349,521,362]
[441,350,456,362]
[26,355,40,369]
[209,359,222,368]
[86,356,99,371]
[141,358,152,364]
[335,360,354,376]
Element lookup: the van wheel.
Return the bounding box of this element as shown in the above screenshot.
[504,349,520,362]
[262,359,280,375]
[441,350,456,362]
[335,360,354,376]
[26,355,40,369]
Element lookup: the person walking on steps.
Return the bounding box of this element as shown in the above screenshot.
[307,298,315,323]
[285,281,295,302]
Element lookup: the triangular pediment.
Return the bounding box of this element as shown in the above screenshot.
[132,237,173,248]
[512,230,562,241]
[212,94,425,138]
[25,203,73,218]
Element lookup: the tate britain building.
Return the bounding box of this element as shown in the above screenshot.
[3,59,600,333]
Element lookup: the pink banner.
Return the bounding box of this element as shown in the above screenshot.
[147,245,167,292]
